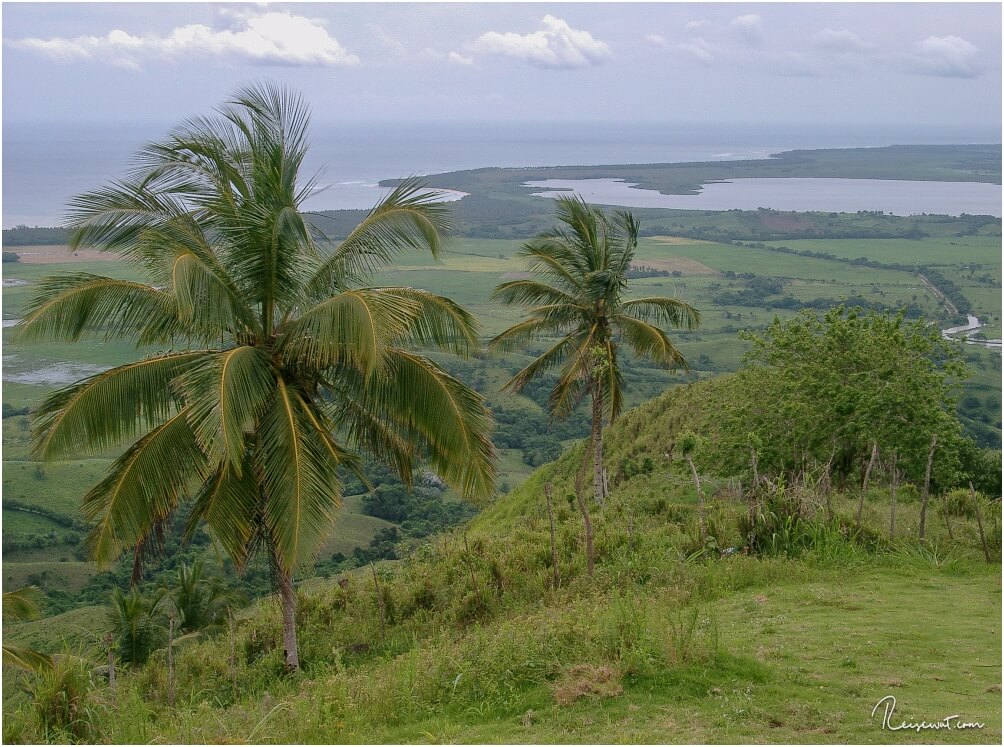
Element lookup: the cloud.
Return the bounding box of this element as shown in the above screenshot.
[730,14,764,45]
[470,15,612,69]
[684,20,710,32]
[901,34,981,78]
[813,28,876,54]
[448,51,474,66]
[676,37,715,65]
[644,34,668,48]
[8,11,360,70]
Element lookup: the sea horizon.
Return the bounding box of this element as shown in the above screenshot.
[3,120,1001,229]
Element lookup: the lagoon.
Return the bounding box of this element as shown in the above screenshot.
[526,177,1002,217]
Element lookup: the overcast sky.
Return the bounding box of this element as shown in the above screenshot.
[3,2,1001,131]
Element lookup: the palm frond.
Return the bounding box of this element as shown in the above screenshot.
[489,279,584,310]
[257,377,345,571]
[82,408,207,565]
[277,289,420,375]
[366,350,496,500]
[179,347,277,473]
[32,351,209,461]
[519,237,587,291]
[489,317,566,354]
[620,296,701,329]
[15,274,180,345]
[501,333,580,392]
[547,349,592,419]
[3,587,42,621]
[185,456,260,569]
[374,287,480,356]
[616,314,689,369]
[305,178,453,295]
[320,371,417,485]
[170,251,257,338]
[2,645,54,672]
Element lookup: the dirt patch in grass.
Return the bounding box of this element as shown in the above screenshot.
[552,664,624,706]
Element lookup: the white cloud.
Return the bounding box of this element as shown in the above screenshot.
[8,11,360,70]
[470,15,612,69]
[902,34,981,78]
[676,38,715,65]
[448,51,474,66]
[644,34,668,48]
[684,20,710,32]
[813,28,876,54]
[730,14,764,46]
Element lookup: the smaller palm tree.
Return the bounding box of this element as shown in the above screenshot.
[108,588,165,666]
[157,560,243,633]
[490,196,699,502]
[2,587,53,672]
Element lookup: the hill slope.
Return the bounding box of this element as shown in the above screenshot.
[4,376,1001,744]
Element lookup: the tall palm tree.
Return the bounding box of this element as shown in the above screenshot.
[490,196,698,503]
[17,83,496,670]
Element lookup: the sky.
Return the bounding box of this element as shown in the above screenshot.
[2,2,1001,132]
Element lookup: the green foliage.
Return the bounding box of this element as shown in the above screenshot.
[704,306,968,489]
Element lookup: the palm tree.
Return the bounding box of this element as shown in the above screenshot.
[18,82,496,670]
[490,196,698,503]
[2,587,54,672]
[108,588,165,667]
[157,560,243,633]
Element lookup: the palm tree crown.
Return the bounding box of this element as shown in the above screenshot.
[490,196,699,501]
[18,83,496,668]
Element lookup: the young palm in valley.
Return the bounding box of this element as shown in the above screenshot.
[490,196,699,503]
[17,83,496,670]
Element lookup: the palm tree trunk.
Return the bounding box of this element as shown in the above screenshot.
[591,390,605,505]
[277,566,300,671]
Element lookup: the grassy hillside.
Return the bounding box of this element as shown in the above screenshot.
[5,376,1000,744]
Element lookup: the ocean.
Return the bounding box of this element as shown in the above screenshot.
[2,120,999,228]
